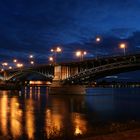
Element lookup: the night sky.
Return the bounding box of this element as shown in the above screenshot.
[0,0,140,80]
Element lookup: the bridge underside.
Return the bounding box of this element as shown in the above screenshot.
[63,64,140,84]
[3,70,53,82]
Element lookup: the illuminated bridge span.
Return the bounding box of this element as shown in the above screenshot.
[1,53,140,85]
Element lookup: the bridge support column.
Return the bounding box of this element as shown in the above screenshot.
[3,71,8,81]
[50,65,86,95]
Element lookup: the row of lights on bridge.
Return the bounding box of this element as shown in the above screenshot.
[0,55,35,72]
[48,37,127,63]
[0,37,127,71]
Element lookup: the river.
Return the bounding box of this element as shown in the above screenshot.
[0,87,140,139]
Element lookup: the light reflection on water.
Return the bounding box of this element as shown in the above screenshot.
[0,91,8,136]
[0,87,139,139]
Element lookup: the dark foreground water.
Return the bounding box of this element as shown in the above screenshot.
[0,87,140,140]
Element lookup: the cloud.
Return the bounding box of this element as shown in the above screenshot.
[0,0,140,63]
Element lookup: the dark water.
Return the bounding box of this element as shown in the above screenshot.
[0,87,140,139]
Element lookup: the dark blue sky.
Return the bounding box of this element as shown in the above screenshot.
[0,0,140,80]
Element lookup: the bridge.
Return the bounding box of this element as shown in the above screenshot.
[0,53,140,94]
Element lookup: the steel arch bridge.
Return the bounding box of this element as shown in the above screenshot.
[1,65,54,81]
[62,56,140,84]
[0,53,140,84]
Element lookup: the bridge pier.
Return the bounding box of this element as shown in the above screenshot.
[49,65,86,94]
[50,80,86,95]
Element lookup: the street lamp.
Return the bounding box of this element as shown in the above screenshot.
[2,62,8,66]
[48,56,54,64]
[50,46,62,63]
[29,54,35,66]
[29,55,34,59]
[17,63,24,68]
[75,50,87,61]
[94,36,102,58]
[1,62,8,70]
[13,59,17,63]
[49,56,54,61]
[30,61,34,65]
[120,43,126,55]
[9,66,12,69]
[96,37,101,43]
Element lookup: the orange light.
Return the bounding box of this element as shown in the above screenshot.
[49,57,54,61]
[76,51,82,57]
[9,66,12,69]
[17,63,23,68]
[56,47,62,52]
[2,62,8,66]
[30,61,34,65]
[13,59,17,63]
[120,43,126,49]
[50,47,62,53]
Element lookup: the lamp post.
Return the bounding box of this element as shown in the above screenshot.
[50,46,62,63]
[120,43,126,56]
[16,63,24,69]
[48,56,54,65]
[75,50,87,61]
[29,54,35,66]
[2,62,8,70]
[95,36,101,58]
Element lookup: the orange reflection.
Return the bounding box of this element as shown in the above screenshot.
[71,113,87,136]
[45,99,67,139]
[29,87,33,98]
[0,92,8,135]
[25,99,35,139]
[10,97,22,138]
[45,106,63,139]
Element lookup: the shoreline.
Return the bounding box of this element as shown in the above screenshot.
[79,128,140,140]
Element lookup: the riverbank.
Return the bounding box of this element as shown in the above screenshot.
[79,129,140,140]
[75,120,140,140]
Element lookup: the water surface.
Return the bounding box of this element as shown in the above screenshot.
[0,87,140,139]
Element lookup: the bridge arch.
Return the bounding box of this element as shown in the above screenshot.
[63,59,140,84]
[6,70,53,81]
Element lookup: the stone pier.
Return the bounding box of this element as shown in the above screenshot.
[49,65,86,94]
